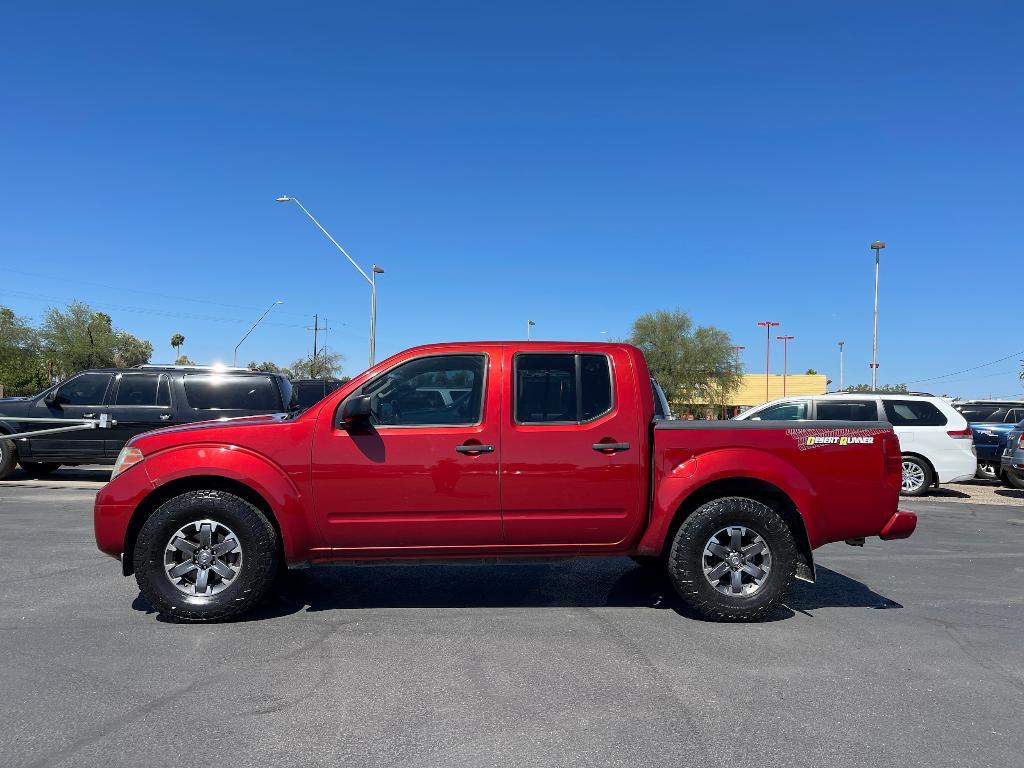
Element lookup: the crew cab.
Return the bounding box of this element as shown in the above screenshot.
[94,342,915,623]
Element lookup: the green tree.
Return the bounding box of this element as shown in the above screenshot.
[175,355,196,366]
[805,368,819,375]
[248,360,294,377]
[39,302,152,376]
[0,306,48,396]
[627,309,740,414]
[289,351,344,380]
[170,333,185,358]
[844,383,909,393]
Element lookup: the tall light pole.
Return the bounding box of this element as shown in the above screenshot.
[233,300,283,367]
[756,321,780,402]
[838,340,845,391]
[277,196,384,367]
[527,319,536,340]
[870,240,885,389]
[776,335,795,396]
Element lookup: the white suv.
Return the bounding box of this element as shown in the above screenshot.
[735,393,976,496]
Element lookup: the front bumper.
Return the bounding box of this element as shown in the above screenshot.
[879,510,917,540]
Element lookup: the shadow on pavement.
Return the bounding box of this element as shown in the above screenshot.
[925,486,972,499]
[995,488,1024,501]
[132,561,900,623]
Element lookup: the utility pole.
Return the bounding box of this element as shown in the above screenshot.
[756,321,780,403]
[306,315,331,365]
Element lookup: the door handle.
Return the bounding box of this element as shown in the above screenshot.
[455,444,494,454]
[593,442,630,453]
[83,413,96,419]
[160,414,171,420]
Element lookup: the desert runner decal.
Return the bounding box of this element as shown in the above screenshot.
[786,427,890,450]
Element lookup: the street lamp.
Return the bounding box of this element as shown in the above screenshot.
[277,196,384,367]
[527,319,536,340]
[870,240,886,389]
[838,340,845,392]
[756,321,780,402]
[233,300,283,367]
[776,335,795,396]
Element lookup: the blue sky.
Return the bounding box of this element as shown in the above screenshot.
[2,2,1021,398]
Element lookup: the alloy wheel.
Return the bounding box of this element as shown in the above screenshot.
[702,526,772,597]
[163,519,243,597]
[901,460,926,493]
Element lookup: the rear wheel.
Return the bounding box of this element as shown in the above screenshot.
[134,489,279,622]
[667,496,797,622]
[900,455,933,497]
[976,462,998,481]
[0,438,17,480]
[19,462,60,478]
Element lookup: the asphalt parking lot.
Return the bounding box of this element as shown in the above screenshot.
[1,477,1022,768]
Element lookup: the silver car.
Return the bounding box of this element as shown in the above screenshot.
[1000,421,1024,490]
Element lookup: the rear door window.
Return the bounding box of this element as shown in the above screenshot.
[749,401,808,420]
[515,353,613,424]
[183,375,283,411]
[815,400,879,421]
[114,374,163,406]
[883,400,948,427]
[1004,408,1024,424]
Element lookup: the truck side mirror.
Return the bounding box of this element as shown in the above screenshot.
[340,395,372,426]
[44,392,59,407]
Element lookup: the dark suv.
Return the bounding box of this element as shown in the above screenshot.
[953,400,1024,480]
[0,366,292,479]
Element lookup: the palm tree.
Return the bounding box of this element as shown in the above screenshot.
[170,333,185,359]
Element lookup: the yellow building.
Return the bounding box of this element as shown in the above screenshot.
[731,373,828,410]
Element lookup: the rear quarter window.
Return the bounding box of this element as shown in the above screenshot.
[883,400,948,427]
[183,375,283,411]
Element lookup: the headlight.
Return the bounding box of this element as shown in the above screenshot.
[111,446,144,479]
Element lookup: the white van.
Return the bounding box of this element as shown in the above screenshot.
[735,393,976,496]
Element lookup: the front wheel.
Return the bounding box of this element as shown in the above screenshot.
[900,455,933,497]
[134,490,279,622]
[0,438,17,480]
[667,496,797,622]
[1004,469,1024,491]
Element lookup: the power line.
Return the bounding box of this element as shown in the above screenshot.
[903,350,1024,385]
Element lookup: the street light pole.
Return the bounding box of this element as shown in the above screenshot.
[277,196,384,366]
[233,300,283,367]
[756,321,780,402]
[838,340,845,391]
[527,319,535,340]
[870,240,886,389]
[776,335,795,396]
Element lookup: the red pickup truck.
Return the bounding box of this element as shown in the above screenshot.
[94,341,916,623]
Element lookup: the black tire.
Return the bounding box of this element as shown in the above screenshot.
[0,437,17,480]
[975,462,998,481]
[1004,469,1024,491]
[134,490,279,622]
[19,462,60,478]
[667,496,797,622]
[900,455,933,497]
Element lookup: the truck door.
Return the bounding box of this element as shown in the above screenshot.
[499,348,645,547]
[27,372,113,460]
[105,373,175,458]
[310,350,502,549]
